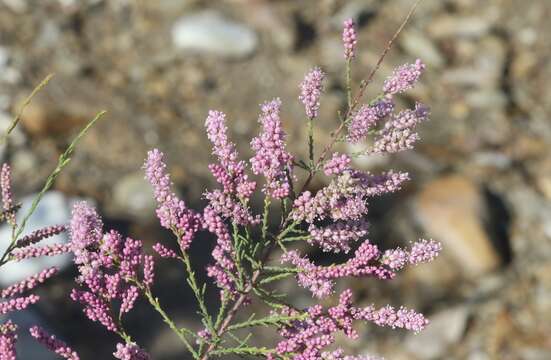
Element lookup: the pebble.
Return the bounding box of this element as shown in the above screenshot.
[465,89,507,109]
[405,306,470,359]
[400,31,445,68]
[0,46,8,69]
[415,175,501,276]
[172,10,258,59]
[17,97,90,137]
[532,159,551,201]
[111,172,156,220]
[331,0,378,28]
[0,191,75,286]
[428,16,492,39]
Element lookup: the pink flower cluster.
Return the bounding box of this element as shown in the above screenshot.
[68,202,154,346]
[11,243,71,261]
[113,342,151,360]
[251,98,294,199]
[203,205,238,298]
[282,242,394,298]
[383,59,426,95]
[372,102,429,154]
[283,237,441,299]
[344,57,427,154]
[204,110,257,225]
[0,321,17,360]
[299,68,325,119]
[323,153,351,176]
[273,289,427,360]
[292,170,409,226]
[1,267,58,298]
[342,18,358,60]
[346,98,394,143]
[29,326,80,360]
[144,149,202,251]
[307,219,368,254]
[0,164,15,225]
[15,224,66,248]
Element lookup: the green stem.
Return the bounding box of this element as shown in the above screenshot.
[346,59,352,110]
[261,197,271,242]
[180,252,215,334]
[142,287,198,358]
[0,110,106,266]
[307,117,314,168]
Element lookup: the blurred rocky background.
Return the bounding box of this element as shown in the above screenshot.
[1,0,550,359]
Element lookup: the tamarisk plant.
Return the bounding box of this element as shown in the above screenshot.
[0,75,105,359]
[66,5,441,360]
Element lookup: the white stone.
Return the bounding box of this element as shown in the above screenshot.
[172,11,258,59]
[406,306,469,359]
[0,191,76,286]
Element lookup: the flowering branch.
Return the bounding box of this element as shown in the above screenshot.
[59,2,441,359]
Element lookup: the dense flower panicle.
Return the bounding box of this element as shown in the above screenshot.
[120,286,139,315]
[383,59,425,95]
[373,97,395,118]
[204,190,258,225]
[308,219,369,254]
[205,110,256,198]
[0,294,40,315]
[203,206,238,297]
[68,204,151,334]
[281,241,393,298]
[295,170,405,224]
[113,343,151,360]
[408,239,442,265]
[342,18,357,60]
[372,103,429,154]
[204,110,256,226]
[143,148,176,205]
[11,243,71,261]
[29,326,80,360]
[1,267,58,298]
[144,149,202,251]
[346,97,395,143]
[250,98,294,198]
[381,248,408,270]
[0,164,15,225]
[274,289,426,359]
[16,225,66,248]
[324,153,351,176]
[143,255,155,287]
[0,321,17,360]
[119,237,145,280]
[0,164,12,208]
[70,289,118,332]
[322,349,381,360]
[353,170,410,197]
[152,243,178,259]
[70,202,103,265]
[346,104,381,143]
[332,290,428,333]
[299,67,325,119]
[291,191,324,223]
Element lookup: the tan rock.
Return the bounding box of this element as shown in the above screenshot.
[533,159,551,200]
[18,97,91,137]
[415,175,501,276]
